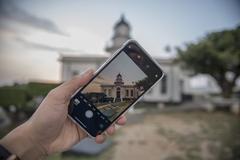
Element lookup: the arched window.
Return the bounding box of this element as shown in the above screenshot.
[104,89,107,95]
[126,89,129,97]
[130,89,134,97]
[116,87,121,98]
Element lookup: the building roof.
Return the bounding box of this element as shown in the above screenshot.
[59,54,108,62]
[114,14,130,30]
[117,73,122,77]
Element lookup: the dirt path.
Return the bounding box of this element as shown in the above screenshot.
[112,112,240,160]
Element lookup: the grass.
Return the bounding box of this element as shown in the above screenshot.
[0,82,59,108]
[156,111,240,160]
[47,111,240,160]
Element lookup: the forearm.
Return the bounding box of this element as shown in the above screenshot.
[0,122,47,160]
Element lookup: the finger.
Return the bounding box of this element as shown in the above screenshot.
[116,116,127,125]
[95,134,106,144]
[106,125,115,135]
[56,69,94,99]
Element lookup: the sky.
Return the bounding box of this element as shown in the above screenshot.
[96,51,147,85]
[0,0,239,86]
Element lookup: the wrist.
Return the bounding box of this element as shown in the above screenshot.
[0,121,47,160]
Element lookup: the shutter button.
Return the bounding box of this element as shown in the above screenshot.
[85,110,93,118]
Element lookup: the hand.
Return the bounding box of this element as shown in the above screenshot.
[0,69,127,160]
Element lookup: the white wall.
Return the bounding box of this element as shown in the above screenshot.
[143,64,182,103]
[62,62,97,81]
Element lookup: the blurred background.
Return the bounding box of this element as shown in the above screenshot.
[0,0,240,160]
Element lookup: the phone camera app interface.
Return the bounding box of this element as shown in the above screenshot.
[82,51,148,121]
[69,45,161,136]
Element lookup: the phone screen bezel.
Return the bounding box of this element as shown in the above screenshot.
[69,40,164,136]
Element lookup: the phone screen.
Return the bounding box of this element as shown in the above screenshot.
[82,50,147,122]
[69,41,163,137]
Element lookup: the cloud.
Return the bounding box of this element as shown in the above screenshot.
[15,37,80,53]
[0,0,68,36]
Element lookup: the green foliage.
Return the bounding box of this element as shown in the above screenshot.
[26,82,59,96]
[135,77,152,91]
[0,87,27,107]
[178,26,240,98]
[0,82,59,109]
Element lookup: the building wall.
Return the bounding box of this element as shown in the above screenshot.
[102,85,138,99]
[62,62,99,81]
[143,63,182,103]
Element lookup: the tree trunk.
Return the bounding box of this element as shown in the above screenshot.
[219,80,235,98]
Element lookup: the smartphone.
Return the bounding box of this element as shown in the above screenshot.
[68,39,164,137]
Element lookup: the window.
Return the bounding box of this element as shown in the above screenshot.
[116,87,121,98]
[161,75,167,94]
[108,89,112,96]
[126,90,129,97]
[130,90,134,97]
[72,71,79,76]
[104,89,107,95]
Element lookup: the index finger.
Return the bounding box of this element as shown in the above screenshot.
[116,116,127,125]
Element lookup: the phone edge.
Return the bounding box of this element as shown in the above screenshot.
[68,39,165,138]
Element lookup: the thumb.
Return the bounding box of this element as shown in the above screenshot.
[55,69,94,100]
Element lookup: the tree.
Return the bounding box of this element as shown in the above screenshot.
[177,26,240,98]
[135,77,152,91]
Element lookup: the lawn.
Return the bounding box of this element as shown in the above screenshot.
[113,111,240,160]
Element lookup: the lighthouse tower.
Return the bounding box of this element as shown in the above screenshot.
[114,73,124,102]
[105,14,131,54]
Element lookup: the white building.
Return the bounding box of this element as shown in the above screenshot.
[101,73,142,102]
[60,15,188,103]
